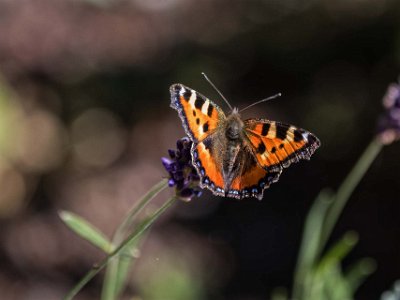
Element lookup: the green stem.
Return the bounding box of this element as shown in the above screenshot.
[292,138,383,300]
[64,195,177,300]
[115,178,169,240]
[318,138,383,253]
[101,178,169,299]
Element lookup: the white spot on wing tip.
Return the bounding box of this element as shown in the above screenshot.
[202,99,210,115]
[189,91,197,106]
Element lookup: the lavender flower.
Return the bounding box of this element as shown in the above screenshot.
[377,82,400,145]
[162,137,202,201]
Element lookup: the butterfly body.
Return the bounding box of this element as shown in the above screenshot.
[170,83,320,200]
[206,110,243,189]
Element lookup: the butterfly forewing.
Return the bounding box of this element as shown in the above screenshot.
[170,84,225,142]
[244,119,320,172]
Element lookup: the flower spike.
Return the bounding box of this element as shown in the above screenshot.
[162,137,202,201]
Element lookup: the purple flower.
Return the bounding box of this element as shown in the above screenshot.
[162,137,202,201]
[377,83,400,145]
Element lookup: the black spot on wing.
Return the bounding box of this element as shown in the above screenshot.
[257,142,266,154]
[207,103,214,117]
[276,124,288,140]
[194,94,205,109]
[271,146,277,153]
[261,123,270,136]
[307,133,319,145]
[183,90,192,101]
[294,129,304,142]
[193,110,196,117]
[196,118,200,125]
[203,122,209,133]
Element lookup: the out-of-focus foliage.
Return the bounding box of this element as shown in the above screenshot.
[287,136,384,300]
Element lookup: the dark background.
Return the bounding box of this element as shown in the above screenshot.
[0,0,399,299]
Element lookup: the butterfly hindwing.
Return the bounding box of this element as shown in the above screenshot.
[192,135,282,200]
[170,84,225,142]
[244,119,320,172]
[228,151,282,200]
[191,137,225,196]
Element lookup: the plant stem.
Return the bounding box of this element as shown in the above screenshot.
[101,178,169,299]
[64,195,177,300]
[318,138,382,253]
[115,178,169,241]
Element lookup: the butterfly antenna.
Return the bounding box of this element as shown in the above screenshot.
[201,72,233,111]
[239,93,282,113]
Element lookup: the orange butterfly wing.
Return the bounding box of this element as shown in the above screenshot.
[170,84,228,196]
[170,84,225,142]
[244,119,320,172]
[192,139,225,196]
[192,138,282,200]
[228,154,282,200]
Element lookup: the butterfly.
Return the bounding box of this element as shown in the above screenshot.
[170,83,320,200]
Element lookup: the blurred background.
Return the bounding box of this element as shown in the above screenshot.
[0,0,399,299]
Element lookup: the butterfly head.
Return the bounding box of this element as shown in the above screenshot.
[225,108,243,140]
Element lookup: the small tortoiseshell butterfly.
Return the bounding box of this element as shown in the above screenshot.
[170,82,320,200]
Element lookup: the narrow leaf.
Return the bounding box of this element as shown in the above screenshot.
[293,188,334,299]
[59,210,112,253]
[64,196,177,300]
[316,231,358,273]
[345,257,376,293]
[322,263,352,300]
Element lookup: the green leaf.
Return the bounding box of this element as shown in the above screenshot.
[59,210,113,253]
[64,196,177,300]
[292,138,382,300]
[292,188,334,299]
[302,231,358,300]
[321,263,352,300]
[344,258,376,293]
[316,231,358,273]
